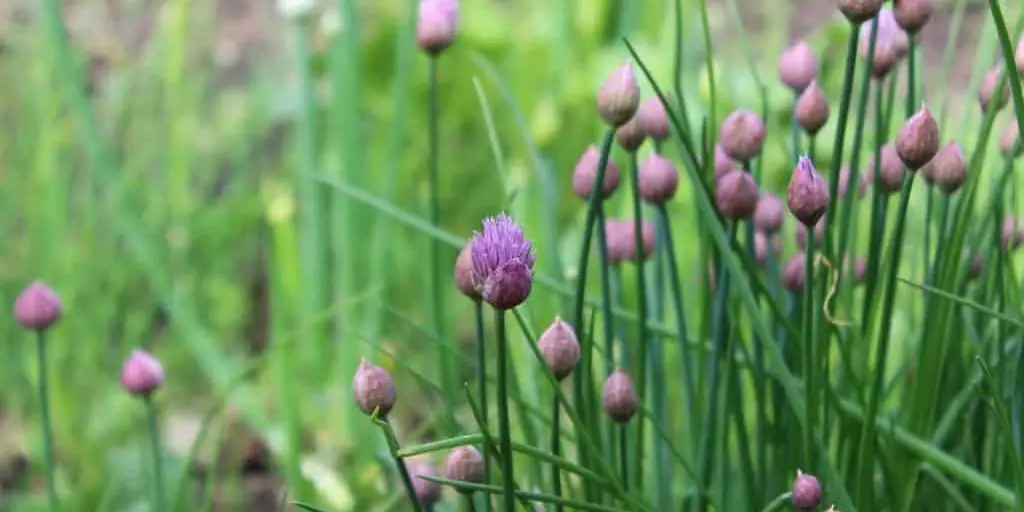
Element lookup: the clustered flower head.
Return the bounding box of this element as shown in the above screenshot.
[839,0,884,24]
[715,170,759,220]
[573,146,622,200]
[13,281,62,331]
[416,0,460,55]
[602,368,638,423]
[638,153,679,204]
[792,470,822,509]
[787,156,830,227]
[604,219,656,263]
[596,63,640,128]
[470,214,536,310]
[537,317,580,381]
[895,105,940,170]
[778,41,818,93]
[120,349,165,398]
[353,358,397,417]
[794,81,831,135]
[719,109,767,162]
[979,67,1010,113]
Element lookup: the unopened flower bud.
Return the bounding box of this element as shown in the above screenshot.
[120,349,165,397]
[1000,121,1024,159]
[778,41,818,93]
[754,232,781,267]
[794,81,830,135]
[782,253,807,294]
[409,458,443,505]
[895,105,940,170]
[979,67,1010,113]
[604,219,656,263]
[714,145,736,181]
[602,369,638,423]
[928,141,967,194]
[597,63,640,127]
[838,164,868,200]
[719,109,767,162]
[1003,215,1024,251]
[353,358,397,417]
[859,11,908,79]
[636,97,671,141]
[537,317,580,381]
[416,0,459,55]
[615,117,646,152]
[893,0,933,34]
[573,146,621,200]
[840,0,883,24]
[638,154,679,204]
[795,215,826,249]
[753,193,785,234]
[444,446,484,490]
[13,281,62,331]
[792,470,822,509]
[787,156,830,226]
[715,170,759,219]
[454,243,481,300]
[865,143,907,193]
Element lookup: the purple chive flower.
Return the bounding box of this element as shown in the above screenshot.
[416,0,459,55]
[470,214,536,310]
[13,281,62,331]
[120,349,165,397]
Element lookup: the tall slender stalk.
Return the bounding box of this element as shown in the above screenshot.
[494,310,515,512]
[146,397,166,512]
[596,204,617,466]
[825,23,864,258]
[619,425,629,492]
[627,154,650,490]
[473,301,490,489]
[803,233,816,469]
[382,419,425,512]
[655,205,696,430]
[550,396,562,512]
[35,330,59,511]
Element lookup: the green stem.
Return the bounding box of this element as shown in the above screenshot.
[474,301,490,489]
[465,494,479,512]
[386,420,426,512]
[551,397,562,512]
[596,204,616,466]
[627,153,650,491]
[146,397,165,512]
[803,229,816,469]
[427,56,454,432]
[758,492,794,512]
[494,310,515,512]
[619,425,629,492]
[35,330,59,511]
[655,204,696,434]
[907,40,917,118]
[825,22,864,258]
[860,78,892,333]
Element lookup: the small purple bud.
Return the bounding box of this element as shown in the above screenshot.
[753,192,785,234]
[638,153,679,204]
[778,41,818,93]
[893,0,933,34]
[719,109,767,162]
[454,243,481,301]
[895,105,940,170]
[537,317,580,381]
[782,253,807,294]
[794,80,830,135]
[865,143,907,193]
[840,0,884,24]
[792,470,822,509]
[444,446,484,490]
[353,358,397,417]
[928,141,967,194]
[714,145,736,181]
[120,349,165,397]
[715,170,759,220]
[604,219,656,264]
[470,214,536,310]
[795,215,826,249]
[13,281,62,331]
[615,116,647,152]
[1002,215,1024,251]
[597,63,640,128]
[636,97,671,141]
[416,0,458,56]
[1000,121,1024,159]
[573,145,622,200]
[787,156,830,226]
[409,458,443,505]
[979,67,1011,113]
[602,368,638,423]
[859,11,908,79]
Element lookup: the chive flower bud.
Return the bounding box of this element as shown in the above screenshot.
[470,213,536,310]
[636,97,671,141]
[13,281,62,331]
[454,243,481,301]
[120,349,165,397]
[895,105,940,170]
[792,470,822,509]
[537,317,580,381]
[893,0,933,34]
[573,145,622,200]
[714,144,736,181]
[928,141,967,195]
[865,143,907,193]
[1000,121,1024,159]
[754,232,781,267]
[778,41,818,93]
[416,0,459,55]
[782,253,807,294]
[638,153,679,204]
[353,358,397,417]
[615,116,646,152]
[1016,34,1024,73]
[444,446,484,490]
[794,81,830,135]
[719,109,767,162]
[604,219,656,263]
[837,164,868,200]
[715,170,759,220]
[787,156,829,226]
[597,63,640,128]
[409,458,443,506]
[753,192,785,234]
[839,0,883,24]
[602,369,638,423]
[979,67,1010,113]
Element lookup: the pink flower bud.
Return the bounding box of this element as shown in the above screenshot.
[792,470,822,509]
[636,97,671,141]
[409,458,443,505]
[895,105,940,170]
[416,0,458,55]
[1001,121,1024,159]
[444,446,484,490]
[596,63,640,128]
[120,349,165,397]
[794,80,830,135]
[979,67,1010,113]
[638,154,679,204]
[615,117,646,152]
[787,156,830,226]
[839,0,883,24]
[537,317,580,381]
[778,41,818,93]
[602,368,638,423]
[572,145,621,200]
[865,143,907,193]
[893,0,933,34]
[782,253,807,294]
[13,281,62,331]
[753,192,785,234]
[719,109,767,162]
[353,358,397,417]
[753,232,781,267]
[604,219,656,264]
[714,145,737,181]
[715,170,759,220]
[928,141,967,194]
[454,243,481,301]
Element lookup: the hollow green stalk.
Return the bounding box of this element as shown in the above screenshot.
[381,419,425,512]
[655,204,696,431]
[465,494,478,512]
[494,310,515,512]
[146,397,165,512]
[551,396,562,512]
[596,203,617,465]
[803,230,816,469]
[650,219,670,512]
[474,301,490,488]
[619,425,629,492]
[825,21,864,258]
[627,153,650,490]
[860,78,893,332]
[35,330,59,511]
[758,492,794,512]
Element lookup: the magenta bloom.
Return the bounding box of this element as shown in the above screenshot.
[14,281,62,331]
[470,214,536,310]
[121,349,165,397]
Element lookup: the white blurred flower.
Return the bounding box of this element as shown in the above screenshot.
[276,0,318,20]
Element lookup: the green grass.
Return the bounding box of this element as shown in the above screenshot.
[2,0,1024,510]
